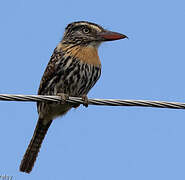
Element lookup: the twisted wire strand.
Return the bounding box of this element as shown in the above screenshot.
[0,94,185,110]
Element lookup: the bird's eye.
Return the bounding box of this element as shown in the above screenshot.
[82,27,90,34]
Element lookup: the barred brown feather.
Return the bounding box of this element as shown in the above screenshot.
[19,119,52,173]
[20,44,101,173]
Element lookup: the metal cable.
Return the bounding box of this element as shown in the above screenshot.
[0,94,185,110]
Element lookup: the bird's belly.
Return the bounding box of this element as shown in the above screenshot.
[55,61,101,96]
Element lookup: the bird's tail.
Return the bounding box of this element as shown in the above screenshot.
[19,118,52,173]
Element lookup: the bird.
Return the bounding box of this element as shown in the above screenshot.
[19,21,127,173]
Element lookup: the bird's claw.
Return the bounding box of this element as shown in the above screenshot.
[82,95,89,107]
[72,103,80,108]
[57,93,69,104]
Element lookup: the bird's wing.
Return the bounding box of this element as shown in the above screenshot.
[38,48,63,95]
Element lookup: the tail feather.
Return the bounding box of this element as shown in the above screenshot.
[19,118,52,173]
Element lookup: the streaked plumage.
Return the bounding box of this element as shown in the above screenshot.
[19,21,127,173]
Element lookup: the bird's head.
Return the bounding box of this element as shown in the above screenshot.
[62,21,127,48]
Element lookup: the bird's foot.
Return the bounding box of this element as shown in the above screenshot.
[57,93,69,104]
[82,95,89,107]
[72,104,80,108]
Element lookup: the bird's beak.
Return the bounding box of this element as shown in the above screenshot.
[97,30,128,41]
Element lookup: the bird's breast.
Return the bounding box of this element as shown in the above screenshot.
[49,44,102,96]
[55,56,101,96]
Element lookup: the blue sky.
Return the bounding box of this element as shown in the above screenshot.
[0,0,185,179]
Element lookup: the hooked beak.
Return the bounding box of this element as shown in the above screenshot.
[97,30,128,41]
